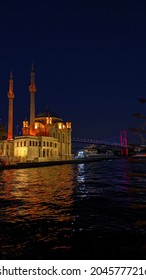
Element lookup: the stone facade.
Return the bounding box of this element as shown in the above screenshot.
[0,118,72,163]
[14,117,72,162]
[0,67,72,164]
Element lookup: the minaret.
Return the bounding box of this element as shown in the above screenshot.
[29,64,37,135]
[7,72,15,140]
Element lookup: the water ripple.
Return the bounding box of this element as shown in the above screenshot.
[0,159,146,259]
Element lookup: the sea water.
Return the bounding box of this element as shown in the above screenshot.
[0,159,146,259]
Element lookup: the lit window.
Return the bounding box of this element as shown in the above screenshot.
[46,117,52,125]
[66,122,71,129]
[23,120,28,128]
[58,123,62,129]
[35,123,38,129]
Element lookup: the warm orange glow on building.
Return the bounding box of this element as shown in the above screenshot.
[0,66,72,164]
[23,120,28,128]
[46,117,52,125]
[66,122,71,129]
[7,72,15,140]
[29,64,37,136]
[58,123,62,129]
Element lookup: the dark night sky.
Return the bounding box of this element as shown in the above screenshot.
[0,0,146,142]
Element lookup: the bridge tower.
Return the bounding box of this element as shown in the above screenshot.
[120,130,128,156]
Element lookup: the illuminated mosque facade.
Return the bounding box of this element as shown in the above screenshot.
[0,66,72,164]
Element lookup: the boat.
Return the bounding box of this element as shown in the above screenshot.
[128,151,146,162]
[75,144,114,159]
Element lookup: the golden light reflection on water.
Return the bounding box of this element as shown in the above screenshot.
[0,165,75,223]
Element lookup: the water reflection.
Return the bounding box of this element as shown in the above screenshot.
[1,159,146,259]
[0,165,75,223]
[77,163,85,183]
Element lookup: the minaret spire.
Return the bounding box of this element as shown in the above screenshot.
[29,64,37,135]
[7,72,15,140]
[10,71,13,79]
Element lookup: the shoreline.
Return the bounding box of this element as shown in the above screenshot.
[0,156,117,170]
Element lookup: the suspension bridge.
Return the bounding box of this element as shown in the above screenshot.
[72,130,135,156]
[72,130,129,147]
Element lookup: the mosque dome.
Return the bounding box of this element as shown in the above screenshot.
[35,109,63,122]
[36,110,60,119]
